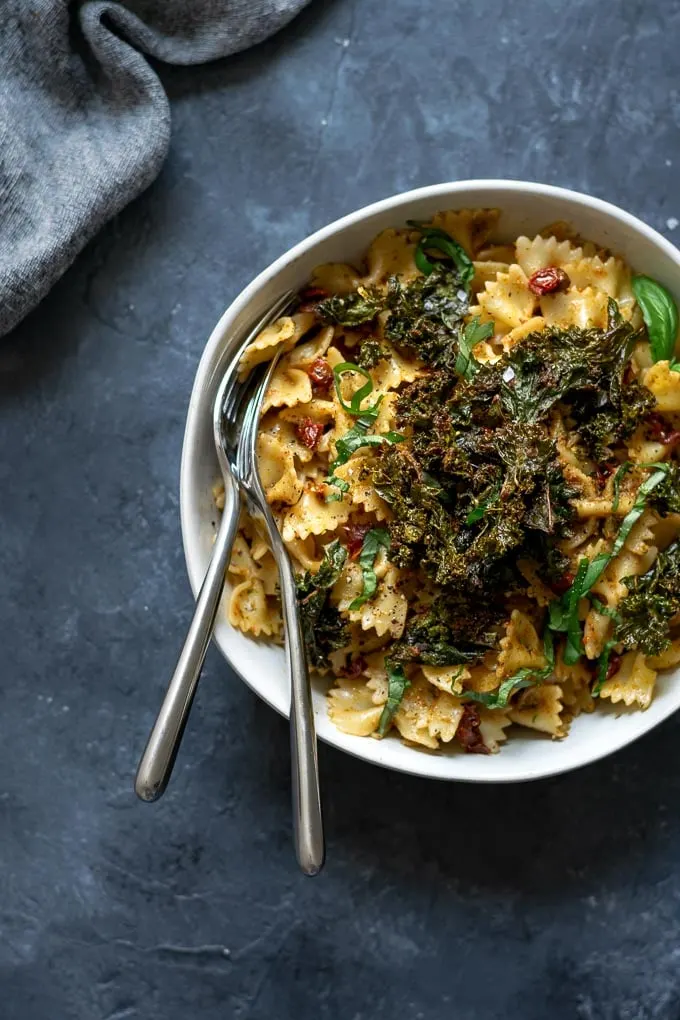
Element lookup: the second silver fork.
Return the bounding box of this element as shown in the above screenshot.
[227,355,324,877]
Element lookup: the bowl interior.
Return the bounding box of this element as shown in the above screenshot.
[181,181,680,782]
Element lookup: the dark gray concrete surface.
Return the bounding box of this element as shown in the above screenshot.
[3,1,680,1017]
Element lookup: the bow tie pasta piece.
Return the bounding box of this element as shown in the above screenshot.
[310,262,362,296]
[475,243,516,265]
[348,566,408,639]
[281,533,322,573]
[515,234,585,276]
[476,265,536,332]
[462,652,502,694]
[362,228,420,287]
[330,559,364,609]
[626,424,672,466]
[228,576,281,638]
[281,488,351,543]
[471,260,513,296]
[642,361,680,412]
[327,676,384,737]
[498,315,547,353]
[392,676,465,749]
[597,650,657,709]
[478,708,512,752]
[647,639,680,671]
[238,311,317,379]
[430,208,501,258]
[540,287,609,329]
[255,552,280,596]
[331,454,391,521]
[262,358,313,413]
[555,651,595,717]
[286,325,334,369]
[257,432,303,505]
[497,610,548,680]
[421,664,470,695]
[367,343,421,392]
[508,683,566,737]
[227,533,258,580]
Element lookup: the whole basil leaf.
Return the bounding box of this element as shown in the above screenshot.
[632,275,679,362]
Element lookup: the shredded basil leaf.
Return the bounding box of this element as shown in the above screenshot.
[348,528,391,610]
[324,412,405,501]
[332,362,382,417]
[455,316,494,381]
[611,461,632,513]
[461,630,555,709]
[632,275,679,363]
[413,227,475,285]
[592,639,617,697]
[378,661,410,735]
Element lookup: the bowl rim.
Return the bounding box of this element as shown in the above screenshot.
[180,178,680,783]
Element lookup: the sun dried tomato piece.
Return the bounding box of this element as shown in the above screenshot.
[551,571,575,596]
[299,286,329,303]
[295,418,325,450]
[528,266,571,296]
[340,655,367,679]
[307,358,333,391]
[593,460,618,489]
[456,703,490,755]
[342,522,371,559]
[606,654,622,681]
[647,412,680,447]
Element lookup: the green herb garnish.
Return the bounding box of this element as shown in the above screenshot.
[455,316,494,380]
[333,362,382,416]
[611,461,632,512]
[348,529,391,610]
[295,541,348,668]
[377,661,410,736]
[632,275,679,363]
[461,630,556,709]
[413,227,475,286]
[325,366,404,500]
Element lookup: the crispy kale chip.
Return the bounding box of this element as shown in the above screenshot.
[295,540,348,668]
[617,540,680,656]
[357,337,388,369]
[388,606,492,669]
[649,463,680,516]
[383,264,470,367]
[318,287,384,326]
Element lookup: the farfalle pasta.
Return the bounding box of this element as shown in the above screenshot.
[217,210,680,755]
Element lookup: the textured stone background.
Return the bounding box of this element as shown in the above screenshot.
[2,1,680,1017]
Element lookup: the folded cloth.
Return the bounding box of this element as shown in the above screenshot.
[0,0,310,337]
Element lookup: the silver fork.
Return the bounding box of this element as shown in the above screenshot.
[230,356,325,876]
[135,291,295,804]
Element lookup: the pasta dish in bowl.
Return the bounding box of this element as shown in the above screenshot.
[182,182,680,781]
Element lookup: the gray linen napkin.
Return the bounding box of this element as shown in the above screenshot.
[0,0,310,337]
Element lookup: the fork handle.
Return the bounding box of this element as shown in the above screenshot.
[272,543,325,875]
[135,487,240,802]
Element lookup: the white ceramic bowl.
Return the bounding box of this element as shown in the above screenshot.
[181,180,680,783]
